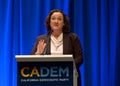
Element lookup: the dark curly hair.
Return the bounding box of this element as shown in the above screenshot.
[46,9,70,34]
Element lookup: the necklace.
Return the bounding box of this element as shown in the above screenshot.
[51,33,63,51]
[51,40,63,51]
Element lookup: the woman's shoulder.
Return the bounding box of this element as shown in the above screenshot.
[65,32,79,38]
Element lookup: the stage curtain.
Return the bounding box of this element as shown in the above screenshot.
[0,0,119,86]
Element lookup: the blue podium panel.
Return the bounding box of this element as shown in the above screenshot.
[17,61,73,86]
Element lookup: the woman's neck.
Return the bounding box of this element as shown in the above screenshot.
[52,31,62,39]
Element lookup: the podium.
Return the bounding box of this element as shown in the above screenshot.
[15,55,78,86]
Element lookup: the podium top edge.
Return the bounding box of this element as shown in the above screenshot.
[15,55,73,58]
[15,55,73,62]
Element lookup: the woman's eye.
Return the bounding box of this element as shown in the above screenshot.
[51,17,55,20]
[51,17,63,21]
[58,18,62,20]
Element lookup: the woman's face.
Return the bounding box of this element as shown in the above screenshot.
[50,12,64,32]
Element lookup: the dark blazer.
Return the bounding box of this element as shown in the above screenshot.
[31,32,83,86]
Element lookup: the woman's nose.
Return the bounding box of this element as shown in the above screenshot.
[54,19,58,23]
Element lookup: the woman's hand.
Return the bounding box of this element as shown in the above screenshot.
[35,40,46,55]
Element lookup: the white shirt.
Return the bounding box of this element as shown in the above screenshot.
[50,33,63,55]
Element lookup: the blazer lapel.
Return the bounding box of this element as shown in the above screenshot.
[63,33,70,54]
[46,33,70,54]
